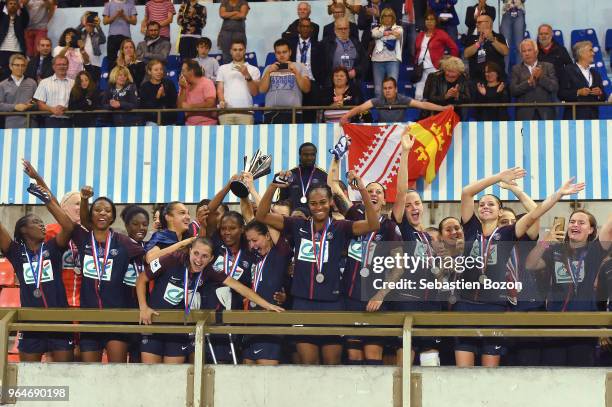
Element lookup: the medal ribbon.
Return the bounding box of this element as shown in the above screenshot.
[361,216,384,267]
[298,167,315,201]
[23,242,45,298]
[184,267,203,316]
[223,249,242,278]
[310,218,331,275]
[91,231,112,283]
[69,240,80,270]
[252,252,269,293]
[479,227,498,277]
[416,230,433,258]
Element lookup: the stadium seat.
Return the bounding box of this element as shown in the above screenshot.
[166,70,179,89]
[208,53,224,64]
[554,30,564,47]
[245,52,258,68]
[0,257,15,286]
[166,55,181,71]
[99,71,109,91]
[264,52,277,67]
[571,28,600,47]
[0,287,20,308]
[524,30,530,39]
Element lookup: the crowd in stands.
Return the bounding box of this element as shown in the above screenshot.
[0,0,609,128]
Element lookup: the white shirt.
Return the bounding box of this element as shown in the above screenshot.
[10,75,23,88]
[33,74,75,117]
[418,35,434,69]
[216,62,261,108]
[524,62,538,75]
[84,34,102,67]
[577,63,593,87]
[295,37,314,80]
[0,17,21,53]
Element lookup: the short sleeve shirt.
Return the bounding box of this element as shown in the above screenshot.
[371,93,412,123]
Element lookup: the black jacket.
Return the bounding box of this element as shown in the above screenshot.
[464,4,496,35]
[0,5,28,54]
[282,19,320,42]
[322,21,359,42]
[25,55,53,81]
[422,70,471,119]
[538,40,573,88]
[288,37,325,85]
[559,63,606,119]
[322,36,368,88]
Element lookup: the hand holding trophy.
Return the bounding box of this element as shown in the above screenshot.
[230,149,272,198]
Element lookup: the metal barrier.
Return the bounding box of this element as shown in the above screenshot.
[0,308,611,406]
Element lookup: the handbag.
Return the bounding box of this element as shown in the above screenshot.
[411,33,432,83]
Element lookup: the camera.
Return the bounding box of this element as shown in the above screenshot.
[277,63,289,70]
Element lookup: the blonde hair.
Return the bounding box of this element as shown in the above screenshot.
[60,191,80,209]
[117,39,138,66]
[108,65,134,87]
[380,8,397,25]
[440,56,465,73]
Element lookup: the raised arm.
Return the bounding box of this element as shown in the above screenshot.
[392,128,415,223]
[500,181,538,239]
[223,276,283,312]
[254,179,287,231]
[327,154,351,214]
[145,236,196,264]
[205,175,238,235]
[599,214,612,251]
[79,185,93,231]
[348,172,380,235]
[0,221,12,254]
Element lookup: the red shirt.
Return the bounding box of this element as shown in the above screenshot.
[415,28,460,69]
[145,0,176,39]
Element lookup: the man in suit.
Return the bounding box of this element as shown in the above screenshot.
[322,17,368,89]
[323,3,359,41]
[0,0,29,79]
[283,2,320,43]
[465,0,496,36]
[25,37,53,82]
[510,38,558,120]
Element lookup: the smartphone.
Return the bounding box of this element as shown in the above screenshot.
[553,216,565,232]
[277,63,289,70]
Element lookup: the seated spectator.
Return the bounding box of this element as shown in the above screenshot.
[177,59,217,126]
[463,14,508,85]
[116,39,146,86]
[282,2,320,42]
[53,28,90,80]
[371,8,403,98]
[422,56,470,118]
[217,39,260,125]
[323,3,359,41]
[194,37,219,82]
[103,0,138,67]
[68,70,101,128]
[101,65,141,127]
[33,55,74,128]
[537,24,572,88]
[474,61,509,121]
[139,59,177,125]
[25,37,53,82]
[0,0,29,80]
[0,54,36,128]
[322,17,368,88]
[137,22,171,65]
[24,0,55,58]
[428,0,459,40]
[218,0,249,64]
[77,11,106,84]
[177,0,206,59]
[559,41,607,120]
[320,66,365,123]
[510,38,558,120]
[340,76,449,123]
[465,0,495,36]
[259,38,310,124]
[414,10,459,100]
[327,0,361,24]
[142,0,175,41]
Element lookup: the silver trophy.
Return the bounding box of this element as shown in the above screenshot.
[230,149,272,198]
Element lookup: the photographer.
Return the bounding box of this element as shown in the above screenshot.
[77,11,106,84]
[53,28,90,80]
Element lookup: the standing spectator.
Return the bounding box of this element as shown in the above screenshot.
[101,65,141,126]
[23,0,55,58]
[177,0,206,60]
[77,12,106,84]
[537,23,573,85]
[510,39,558,120]
[33,55,74,128]
[259,39,310,124]
[177,59,216,126]
[320,65,365,123]
[218,0,249,64]
[357,0,381,54]
[0,0,29,80]
[500,0,526,72]
[103,0,138,67]
[322,17,368,88]
[327,0,361,24]
[217,39,260,125]
[465,0,495,36]
[142,0,175,41]
[194,37,219,82]
[323,3,359,41]
[68,70,101,128]
[397,0,417,64]
[463,14,508,84]
[139,59,177,125]
[136,22,171,65]
[53,28,90,81]
[559,41,607,120]
[474,61,509,121]
[414,10,458,100]
[0,54,36,128]
[25,37,53,81]
[371,8,403,98]
[422,56,470,118]
[428,0,459,41]
[116,39,146,86]
[282,2,320,42]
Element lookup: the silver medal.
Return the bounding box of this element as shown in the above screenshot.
[250,301,257,308]
[33,288,42,298]
[448,294,457,305]
[315,273,325,283]
[300,196,307,204]
[479,274,488,284]
[359,267,370,278]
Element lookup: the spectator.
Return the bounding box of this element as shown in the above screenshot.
[259,38,310,124]
[356,0,381,54]
[217,39,260,125]
[33,55,74,128]
[320,65,365,123]
[142,0,175,41]
[323,3,359,41]
[103,0,138,67]
[283,2,320,42]
[136,22,171,65]
[53,28,90,80]
[537,24,573,85]
[428,0,459,41]
[177,0,206,60]
[24,0,55,58]
[340,76,449,123]
[397,0,417,63]
[371,8,403,98]
[101,65,141,126]
[510,38,558,120]
[139,59,177,125]
[465,0,495,36]
[559,41,607,120]
[77,11,106,84]
[25,37,53,82]
[322,17,368,88]
[177,59,217,126]
[68,70,101,128]
[463,14,508,84]
[0,54,36,128]
[500,0,526,72]
[474,61,509,121]
[0,0,29,80]
[327,0,361,24]
[422,56,470,118]
[414,10,458,100]
[194,37,219,82]
[116,39,146,86]
[218,0,249,64]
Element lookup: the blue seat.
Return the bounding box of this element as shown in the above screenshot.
[361,82,375,100]
[524,30,530,39]
[166,70,179,89]
[571,28,600,47]
[208,53,224,65]
[166,55,181,71]
[606,29,612,51]
[264,52,276,67]
[554,30,564,47]
[245,52,258,67]
[252,92,266,124]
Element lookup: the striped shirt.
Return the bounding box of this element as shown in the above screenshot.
[33,74,75,118]
[145,0,176,39]
[0,17,21,52]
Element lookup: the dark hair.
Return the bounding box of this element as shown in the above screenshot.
[484,61,503,79]
[273,39,291,51]
[89,196,117,224]
[182,59,203,77]
[120,204,150,226]
[299,142,317,155]
[160,201,184,229]
[424,9,439,26]
[481,193,503,209]
[190,236,214,252]
[565,209,598,242]
[197,198,211,211]
[147,21,161,29]
[221,211,246,228]
[152,203,165,217]
[14,214,38,244]
[70,70,97,101]
[244,220,270,236]
[197,37,212,49]
[438,216,460,233]
[220,203,230,213]
[382,76,397,88]
[58,28,80,47]
[501,207,516,216]
[230,39,246,48]
[306,185,333,201]
[365,181,387,199]
[274,199,292,213]
[331,65,349,82]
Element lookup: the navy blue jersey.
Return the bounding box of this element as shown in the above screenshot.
[283,216,355,301]
[145,229,193,252]
[248,237,293,309]
[4,238,68,308]
[277,166,328,211]
[71,228,145,309]
[146,251,225,310]
[602,257,612,311]
[512,235,548,310]
[123,239,146,308]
